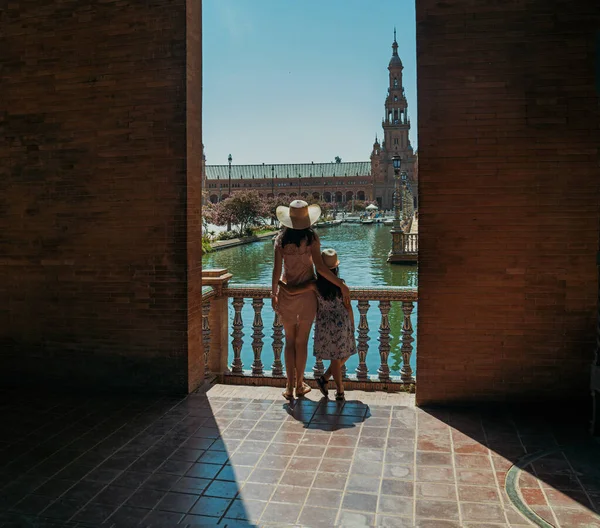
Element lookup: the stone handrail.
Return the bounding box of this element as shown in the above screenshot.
[201,274,417,388]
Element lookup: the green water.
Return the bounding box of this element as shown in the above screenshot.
[202,223,418,377]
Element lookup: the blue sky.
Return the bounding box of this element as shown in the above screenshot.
[202,0,416,165]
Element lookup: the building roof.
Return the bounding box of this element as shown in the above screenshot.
[205,161,371,180]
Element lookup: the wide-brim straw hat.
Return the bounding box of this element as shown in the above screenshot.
[276,200,321,230]
[321,248,340,269]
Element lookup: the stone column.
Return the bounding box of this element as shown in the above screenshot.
[202,269,233,376]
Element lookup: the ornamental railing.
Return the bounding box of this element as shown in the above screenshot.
[403,233,418,254]
[201,269,417,390]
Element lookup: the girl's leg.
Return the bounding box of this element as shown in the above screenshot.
[294,319,313,391]
[331,360,343,394]
[282,321,298,396]
[323,356,349,381]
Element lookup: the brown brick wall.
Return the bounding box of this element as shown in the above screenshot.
[0,1,203,394]
[416,0,600,403]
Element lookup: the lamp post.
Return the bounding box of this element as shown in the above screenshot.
[388,156,404,263]
[401,171,408,224]
[392,157,401,229]
[227,154,232,231]
[271,165,275,197]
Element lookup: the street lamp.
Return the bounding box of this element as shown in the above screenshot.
[271,165,275,197]
[227,154,232,196]
[401,171,408,224]
[227,154,232,231]
[392,156,401,229]
[388,155,405,263]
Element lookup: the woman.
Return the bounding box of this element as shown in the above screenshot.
[272,200,350,400]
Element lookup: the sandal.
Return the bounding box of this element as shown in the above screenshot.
[317,376,329,398]
[335,391,345,401]
[295,382,312,398]
[282,387,294,401]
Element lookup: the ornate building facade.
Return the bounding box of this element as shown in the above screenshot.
[204,33,417,210]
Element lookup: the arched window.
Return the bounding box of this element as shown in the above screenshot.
[393,78,398,88]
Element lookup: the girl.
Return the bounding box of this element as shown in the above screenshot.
[312,248,356,400]
[272,201,350,401]
[280,247,356,400]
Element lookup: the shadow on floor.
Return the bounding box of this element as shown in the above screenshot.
[419,404,600,527]
[284,398,370,431]
[0,388,250,527]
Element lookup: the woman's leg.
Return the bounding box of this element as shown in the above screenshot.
[282,321,298,393]
[294,319,313,390]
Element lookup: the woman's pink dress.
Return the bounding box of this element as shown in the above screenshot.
[274,233,318,325]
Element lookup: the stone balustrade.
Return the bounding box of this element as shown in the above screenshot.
[201,269,417,391]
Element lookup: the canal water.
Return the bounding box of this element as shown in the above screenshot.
[202,223,418,377]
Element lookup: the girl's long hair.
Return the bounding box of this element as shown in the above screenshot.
[280,226,315,248]
[316,267,342,301]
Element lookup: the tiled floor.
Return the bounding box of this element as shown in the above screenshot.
[0,385,598,528]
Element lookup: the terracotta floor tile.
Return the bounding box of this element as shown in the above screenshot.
[454,454,493,470]
[377,494,414,516]
[459,502,506,523]
[456,469,497,486]
[320,458,352,474]
[416,466,455,483]
[298,506,339,528]
[520,487,547,506]
[383,464,414,480]
[271,484,309,504]
[416,452,453,467]
[306,488,343,509]
[342,491,379,513]
[313,472,348,490]
[415,498,460,520]
[347,474,381,494]
[417,433,452,453]
[281,469,314,487]
[337,510,376,526]
[238,482,276,501]
[376,514,416,527]
[416,482,457,501]
[552,506,600,528]
[457,485,500,503]
[544,488,595,510]
[260,501,302,524]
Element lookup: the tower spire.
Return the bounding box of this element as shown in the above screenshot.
[392,28,399,57]
[394,27,396,42]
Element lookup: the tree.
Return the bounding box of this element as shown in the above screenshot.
[211,191,268,237]
[264,196,289,226]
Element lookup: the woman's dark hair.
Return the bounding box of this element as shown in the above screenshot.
[316,267,342,301]
[280,226,315,248]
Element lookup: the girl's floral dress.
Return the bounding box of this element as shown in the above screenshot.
[313,293,357,360]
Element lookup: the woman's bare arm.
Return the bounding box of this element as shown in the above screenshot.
[271,246,283,312]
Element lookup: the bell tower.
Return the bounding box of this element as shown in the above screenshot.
[383,29,410,158]
[374,29,417,210]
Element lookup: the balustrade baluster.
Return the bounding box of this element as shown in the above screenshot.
[313,358,324,378]
[251,298,265,375]
[355,300,370,380]
[377,301,391,381]
[202,301,211,377]
[271,312,284,376]
[400,301,415,381]
[230,297,244,374]
[342,363,349,380]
